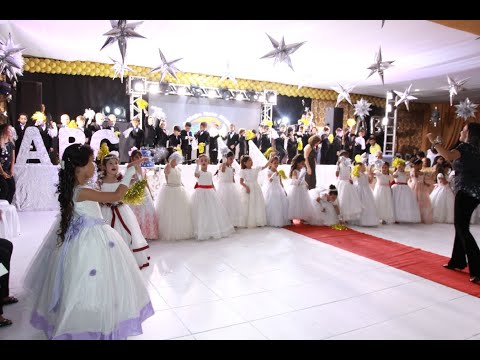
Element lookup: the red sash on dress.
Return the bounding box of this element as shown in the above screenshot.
[194,183,214,189]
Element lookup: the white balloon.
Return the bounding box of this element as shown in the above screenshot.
[58,128,86,160]
[16,127,52,165]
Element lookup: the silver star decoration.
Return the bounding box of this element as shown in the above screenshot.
[394,84,418,111]
[353,98,372,119]
[260,34,306,71]
[447,75,470,106]
[332,84,355,107]
[149,49,183,82]
[219,61,237,83]
[101,20,145,64]
[455,98,478,121]
[366,46,394,85]
[110,57,134,83]
[0,33,26,81]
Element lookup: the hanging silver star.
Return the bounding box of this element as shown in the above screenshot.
[149,49,183,82]
[260,34,306,71]
[110,57,134,83]
[219,61,237,83]
[0,33,26,81]
[394,84,418,111]
[447,75,470,106]
[332,84,355,107]
[353,98,372,119]
[366,46,394,85]
[455,98,478,121]
[101,20,145,64]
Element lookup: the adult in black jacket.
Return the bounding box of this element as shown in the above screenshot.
[144,116,156,148]
[155,119,169,148]
[195,121,210,156]
[130,118,145,149]
[327,128,343,165]
[180,122,194,165]
[319,133,330,165]
[224,124,239,152]
[286,127,298,164]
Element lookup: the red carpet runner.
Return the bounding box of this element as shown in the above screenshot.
[284,224,480,297]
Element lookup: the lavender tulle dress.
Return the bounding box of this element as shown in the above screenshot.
[23,185,153,340]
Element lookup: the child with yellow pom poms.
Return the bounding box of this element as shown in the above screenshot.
[351,158,379,227]
[391,157,421,223]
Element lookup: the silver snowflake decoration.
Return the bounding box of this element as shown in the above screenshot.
[353,98,372,119]
[366,46,394,85]
[455,98,478,120]
[101,20,145,64]
[447,75,469,106]
[0,33,26,81]
[260,34,306,71]
[332,84,355,107]
[394,84,417,111]
[149,49,183,82]
[110,57,134,83]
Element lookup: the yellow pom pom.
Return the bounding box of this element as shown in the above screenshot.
[67,120,78,128]
[331,224,348,231]
[354,154,362,163]
[347,118,356,127]
[31,111,46,122]
[198,142,206,154]
[263,147,273,159]
[135,98,149,110]
[297,141,303,151]
[351,164,361,178]
[246,130,255,141]
[392,157,406,168]
[123,179,147,206]
[97,143,110,162]
[278,169,287,180]
[328,134,334,143]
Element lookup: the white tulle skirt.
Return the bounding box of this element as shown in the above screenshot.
[373,184,395,224]
[352,184,379,227]
[287,183,314,221]
[130,193,159,240]
[392,184,421,223]
[191,188,234,240]
[336,179,361,222]
[23,217,153,340]
[238,182,267,228]
[155,185,194,241]
[262,181,290,227]
[216,182,243,227]
[430,185,455,224]
[308,189,339,226]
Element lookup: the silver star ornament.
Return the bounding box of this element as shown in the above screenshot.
[332,84,355,107]
[149,49,183,82]
[110,57,134,83]
[367,46,394,85]
[260,34,306,71]
[219,61,237,84]
[447,75,470,106]
[394,84,418,111]
[0,33,26,81]
[455,98,478,121]
[354,98,372,119]
[101,20,146,64]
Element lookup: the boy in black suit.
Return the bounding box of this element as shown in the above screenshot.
[194,121,210,156]
[155,119,169,148]
[168,125,182,150]
[180,122,194,165]
[225,124,239,153]
[130,117,145,149]
[14,113,29,156]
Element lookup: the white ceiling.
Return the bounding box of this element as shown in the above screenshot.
[1,20,480,103]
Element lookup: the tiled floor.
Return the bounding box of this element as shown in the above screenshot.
[2,211,480,340]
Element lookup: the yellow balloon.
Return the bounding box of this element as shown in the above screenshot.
[24,64,30,71]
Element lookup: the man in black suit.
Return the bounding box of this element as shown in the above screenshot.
[275,124,287,164]
[180,122,194,165]
[76,115,92,144]
[155,119,169,148]
[103,114,120,152]
[224,124,239,153]
[144,116,156,148]
[130,117,145,149]
[327,128,343,165]
[14,113,29,156]
[319,126,330,165]
[194,121,210,157]
[208,122,220,164]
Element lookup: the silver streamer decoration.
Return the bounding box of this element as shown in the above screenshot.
[0,33,26,81]
[394,84,417,111]
[101,20,145,64]
[366,46,394,85]
[152,146,170,163]
[110,57,134,83]
[149,106,166,120]
[353,98,372,120]
[219,61,237,84]
[447,75,469,106]
[455,98,478,121]
[332,84,355,107]
[149,49,183,82]
[260,34,306,71]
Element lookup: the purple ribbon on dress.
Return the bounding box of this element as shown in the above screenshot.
[49,215,105,313]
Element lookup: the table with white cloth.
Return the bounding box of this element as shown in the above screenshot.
[13,164,60,211]
[0,200,20,239]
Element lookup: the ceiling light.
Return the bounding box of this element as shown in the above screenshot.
[104,106,111,113]
[258,94,265,102]
[208,90,217,98]
[282,117,289,124]
[114,107,121,116]
[235,93,244,101]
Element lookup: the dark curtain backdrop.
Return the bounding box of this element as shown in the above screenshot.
[13,73,129,123]
[273,95,311,127]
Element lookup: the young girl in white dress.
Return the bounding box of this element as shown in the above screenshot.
[309,185,340,226]
[430,173,455,223]
[238,155,270,228]
[155,148,194,241]
[262,155,290,227]
[352,162,379,226]
[336,150,361,222]
[24,144,153,340]
[215,151,242,227]
[129,149,159,240]
[98,153,150,269]
[191,154,234,240]
[373,162,395,224]
[287,154,314,222]
[392,159,421,223]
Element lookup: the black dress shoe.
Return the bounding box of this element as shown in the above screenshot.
[443,264,466,270]
[470,276,480,284]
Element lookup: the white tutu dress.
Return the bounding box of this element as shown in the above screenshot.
[262,169,290,227]
[191,170,234,240]
[129,171,159,240]
[287,168,314,221]
[216,165,242,227]
[373,172,395,224]
[353,172,379,227]
[238,167,267,228]
[100,182,150,269]
[430,182,455,223]
[308,188,339,226]
[24,185,153,340]
[391,171,421,223]
[155,166,194,241]
[336,158,361,222]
